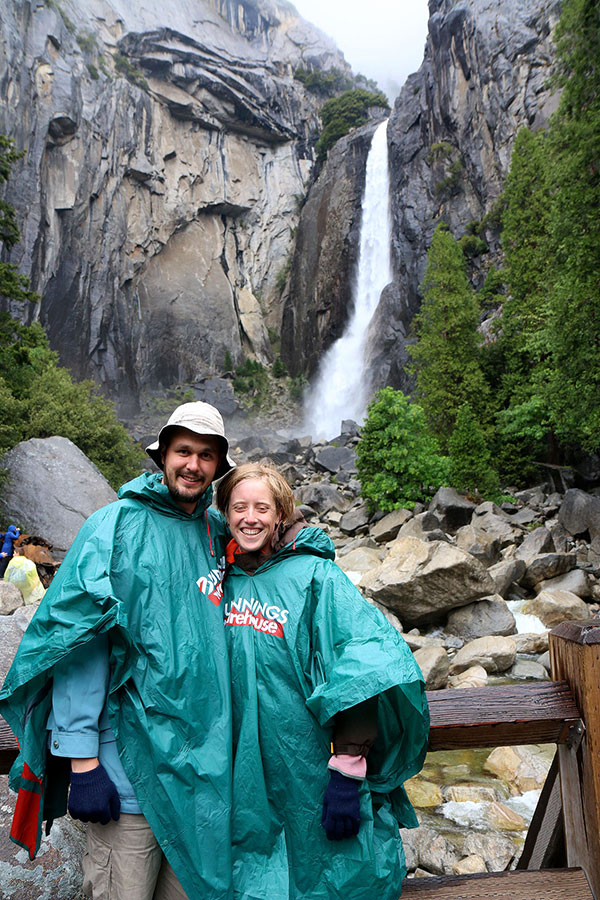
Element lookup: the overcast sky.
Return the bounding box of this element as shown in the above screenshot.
[291,0,430,100]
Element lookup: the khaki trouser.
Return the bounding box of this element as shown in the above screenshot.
[82,813,187,900]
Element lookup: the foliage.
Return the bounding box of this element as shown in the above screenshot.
[356,387,449,512]
[316,90,389,159]
[114,52,149,90]
[289,375,306,402]
[275,257,292,292]
[223,349,233,372]
[0,137,39,304]
[294,67,354,98]
[0,314,144,488]
[544,0,600,452]
[478,267,505,308]
[459,234,489,258]
[448,404,499,497]
[426,142,454,165]
[409,225,490,450]
[272,356,287,378]
[434,158,464,199]
[233,358,269,407]
[76,30,97,53]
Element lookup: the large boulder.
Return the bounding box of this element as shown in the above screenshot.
[520,552,578,589]
[360,537,495,627]
[534,568,593,599]
[449,635,517,675]
[429,487,476,533]
[413,645,449,691]
[371,508,413,543]
[446,595,516,641]
[559,488,600,538]
[515,526,555,561]
[487,559,527,597]
[298,482,347,515]
[0,582,23,616]
[1,437,117,551]
[523,589,591,627]
[454,524,501,565]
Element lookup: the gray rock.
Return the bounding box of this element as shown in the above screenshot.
[314,445,357,475]
[413,646,449,691]
[371,508,413,543]
[559,488,600,539]
[449,635,517,675]
[446,595,516,641]
[0,582,23,616]
[534,568,593,599]
[463,832,518,872]
[298,483,347,515]
[360,537,495,627]
[515,526,555,561]
[509,659,550,681]
[429,487,476,533]
[510,507,540,526]
[1,437,117,551]
[339,503,370,535]
[0,615,28,685]
[523,589,591,628]
[521,553,578,589]
[454,524,500,565]
[469,511,524,549]
[487,559,527,597]
[397,511,442,541]
[336,536,379,557]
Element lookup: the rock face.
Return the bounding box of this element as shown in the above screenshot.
[0,0,348,413]
[0,436,117,550]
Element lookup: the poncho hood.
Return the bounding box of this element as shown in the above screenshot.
[118,472,215,519]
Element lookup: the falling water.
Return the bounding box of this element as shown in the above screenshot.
[303,118,392,439]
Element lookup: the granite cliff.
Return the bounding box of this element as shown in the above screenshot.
[0,0,347,413]
[281,0,562,393]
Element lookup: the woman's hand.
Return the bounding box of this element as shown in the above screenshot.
[321,770,360,840]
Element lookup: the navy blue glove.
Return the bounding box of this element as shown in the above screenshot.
[321,770,361,840]
[68,764,121,825]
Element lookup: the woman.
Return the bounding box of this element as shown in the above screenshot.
[217,463,429,900]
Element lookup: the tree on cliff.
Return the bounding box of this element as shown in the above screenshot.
[409,224,490,450]
[316,89,389,159]
[545,0,600,452]
[0,135,144,489]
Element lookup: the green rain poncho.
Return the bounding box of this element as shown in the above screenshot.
[0,473,232,900]
[223,527,429,900]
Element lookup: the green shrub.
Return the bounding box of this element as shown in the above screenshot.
[316,90,389,160]
[114,52,149,90]
[233,358,269,407]
[356,387,449,512]
[426,141,453,165]
[294,67,354,97]
[223,349,233,372]
[448,404,499,497]
[459,234,489,258]
[289,375,306,402]
[272,356,287,378]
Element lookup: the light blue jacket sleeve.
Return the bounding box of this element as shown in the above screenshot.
[48,634,111,758]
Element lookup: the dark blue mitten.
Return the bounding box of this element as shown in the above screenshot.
[321,770,361,841]
[68,764,121,825]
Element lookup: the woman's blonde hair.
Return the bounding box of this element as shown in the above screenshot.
[216,461,295,523]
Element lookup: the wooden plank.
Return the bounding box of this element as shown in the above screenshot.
[516,751,565,869]
[550,619,600,899]
[401,867,593,899]
[0,716,18,774]
[427,681,580,751]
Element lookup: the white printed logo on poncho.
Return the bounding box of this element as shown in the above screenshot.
[224,596,289,637]
[197,555,226,606]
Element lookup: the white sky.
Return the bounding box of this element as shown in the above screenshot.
[291,0,430,100]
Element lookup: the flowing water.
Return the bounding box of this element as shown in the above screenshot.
[303,118,392,439]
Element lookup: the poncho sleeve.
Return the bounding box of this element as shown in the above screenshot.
[304,561,429,803]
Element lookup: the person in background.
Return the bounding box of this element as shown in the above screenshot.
[0,402,236,900]
[216,462,429,900]
[0,524,20,577]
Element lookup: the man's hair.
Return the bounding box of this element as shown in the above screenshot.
[216,462,295,523]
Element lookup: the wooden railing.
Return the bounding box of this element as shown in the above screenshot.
[1,620,600,898]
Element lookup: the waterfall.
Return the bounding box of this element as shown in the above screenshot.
[303,118,392,440]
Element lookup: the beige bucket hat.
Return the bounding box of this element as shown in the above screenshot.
[146,401,235,480]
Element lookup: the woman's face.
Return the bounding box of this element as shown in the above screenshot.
[227,478,280,553]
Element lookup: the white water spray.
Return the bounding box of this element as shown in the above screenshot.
[304,118,392,439]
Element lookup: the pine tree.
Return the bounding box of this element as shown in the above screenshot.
[448,404,499,498]
[546,0,600,452]
[409,224,490,450]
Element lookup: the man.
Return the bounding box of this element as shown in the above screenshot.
[0,402,235,900]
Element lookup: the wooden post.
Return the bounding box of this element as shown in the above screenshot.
[550,619,600,899]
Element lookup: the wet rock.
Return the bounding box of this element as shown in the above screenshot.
[404,778,444,808]
[413,646,449,691]
[1,437,117,552]
[523,589,590,627]
[445,784,498,803]
[428,487,476,533]
[339,503,370,535]
[515,526,555,561]
[449,635,516,675]
[462,832,517,872]
[453,855,487,875]
[454,524,500,565]
[361,537,495,627]
[487,559,527,597]
[520,552,578,589]
[371,508,413,543]
[445,595,516,641]
[483,745,551,794]
[448,665,488,689]
[486,802,527,832]
[508,659,550,681]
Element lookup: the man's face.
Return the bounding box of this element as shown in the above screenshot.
[161,428,221,513]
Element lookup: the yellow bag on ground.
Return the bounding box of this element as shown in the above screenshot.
[3,556,45,604]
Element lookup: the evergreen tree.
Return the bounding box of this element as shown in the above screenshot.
[545,0,600,452]
[448,404,499,497]
[409,224,490,450]
[356,387,449,512]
